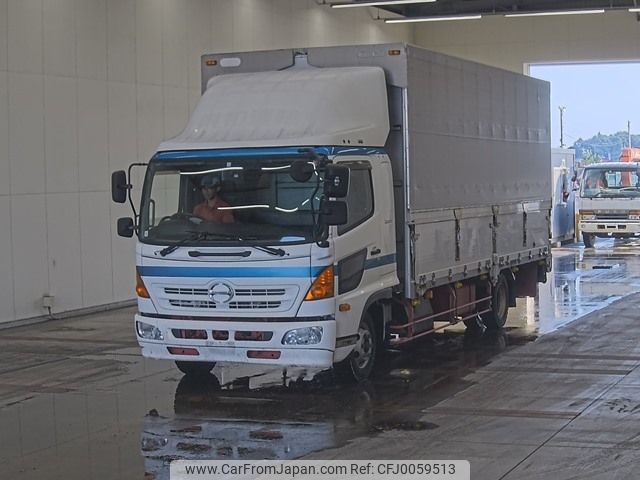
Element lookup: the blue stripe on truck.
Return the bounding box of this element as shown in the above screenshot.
[364,253,396,270]
[138,254,395,279]
[138,265,326,278]
[153,146,385,160]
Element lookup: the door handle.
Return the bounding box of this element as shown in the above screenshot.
[370,247,381,256]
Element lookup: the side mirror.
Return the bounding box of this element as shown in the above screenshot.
[117,217,134,237]
[319,199,348,226]
[323,164,349,198]
[112,170,128,203]
[290,160,314,183]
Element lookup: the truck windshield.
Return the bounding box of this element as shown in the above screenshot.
[139,156,322,245]
[581,167,640,198]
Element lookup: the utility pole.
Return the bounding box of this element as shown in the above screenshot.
[629,120,632,148]
[559,106,566,148]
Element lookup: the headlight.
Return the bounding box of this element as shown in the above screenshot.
[282,326,323,345]
[136,321,164,340]
[581,213,596,220]
[629,215,640,220]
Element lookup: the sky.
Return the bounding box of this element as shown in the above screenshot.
[529,63,640,149]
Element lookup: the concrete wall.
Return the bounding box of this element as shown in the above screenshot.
[0,0,411,324]
[414,10,640,73]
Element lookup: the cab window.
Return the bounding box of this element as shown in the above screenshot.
[338,164,374,235]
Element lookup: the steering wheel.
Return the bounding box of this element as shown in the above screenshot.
[158,213,202,224]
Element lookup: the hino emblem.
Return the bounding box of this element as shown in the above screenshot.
[208,283,234,304]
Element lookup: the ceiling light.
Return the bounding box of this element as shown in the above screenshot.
[385,14,482,23]
[331,0,436,8]
[505,9,605,18]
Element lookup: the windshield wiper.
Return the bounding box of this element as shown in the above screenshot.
[232,234,286,256]
[159,231,286,257]
[248,244,286,257]
[200,232,286,256]
[158,231,207,256]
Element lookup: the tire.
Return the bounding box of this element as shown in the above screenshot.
[583,232,595,248]
[334,313,377,382]
[175,361,216,377]
[483,274,509,329]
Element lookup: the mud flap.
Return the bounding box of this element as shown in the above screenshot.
[514,263,539,298]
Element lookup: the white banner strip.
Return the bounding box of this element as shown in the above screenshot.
[171,460,470,480]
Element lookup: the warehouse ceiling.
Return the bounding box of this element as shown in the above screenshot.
[329,1,640,19]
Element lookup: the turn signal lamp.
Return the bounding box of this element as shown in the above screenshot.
[305,266,334,301]
[629,210,640,220]
[136,271,150,298]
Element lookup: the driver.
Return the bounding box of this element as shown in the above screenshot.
[585,171,607,189]
[193,174,235,224]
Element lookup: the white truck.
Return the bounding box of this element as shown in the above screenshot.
[578,162,640,248]
[550,148,576,244]
[112,44,551,381]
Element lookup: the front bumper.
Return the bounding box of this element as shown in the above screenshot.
[580,221,640,235]
[134,314,336,368]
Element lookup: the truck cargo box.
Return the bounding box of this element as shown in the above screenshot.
[200,43,551,298]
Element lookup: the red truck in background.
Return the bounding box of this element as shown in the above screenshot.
[620,148,640,163]
[619,148,640,186]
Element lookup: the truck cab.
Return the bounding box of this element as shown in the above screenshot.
[138,148,396,370]
[579,162,640,247]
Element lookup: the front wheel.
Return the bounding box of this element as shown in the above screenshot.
[583,232,595,248]
[175,361,216,377]
[334,313,377,382]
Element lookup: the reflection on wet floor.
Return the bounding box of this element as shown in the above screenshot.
[527,238,640,334]
[141,329,513,479]
[141,238,640,479]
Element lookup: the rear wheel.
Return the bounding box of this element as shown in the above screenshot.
[583,232,595,248]
[334,313,377,382]
[483,274,509,329]
[175,361,216,377]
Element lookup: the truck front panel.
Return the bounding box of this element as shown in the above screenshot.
[579,163,640,237]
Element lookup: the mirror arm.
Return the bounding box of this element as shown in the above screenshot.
[126,163,147,235]
[297,148,332,247]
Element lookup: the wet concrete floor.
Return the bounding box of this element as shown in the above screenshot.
[2,239,640,479]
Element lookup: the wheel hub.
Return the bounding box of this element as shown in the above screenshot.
[354,326,373,370]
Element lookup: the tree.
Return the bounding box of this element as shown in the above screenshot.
[572,131,640,162]
[581,149,601,165]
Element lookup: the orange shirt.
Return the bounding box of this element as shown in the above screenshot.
[193,197,234,224]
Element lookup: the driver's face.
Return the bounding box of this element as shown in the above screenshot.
[201,185,216,200]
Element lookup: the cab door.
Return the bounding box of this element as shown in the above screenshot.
[332,157,397,342]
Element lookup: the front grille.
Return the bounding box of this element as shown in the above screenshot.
[165,287,208,296]
[164,287,286,297]
[160,284,299,312]
[229,301,281,309]
[169,299,217,309]
[235,288,286,297]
